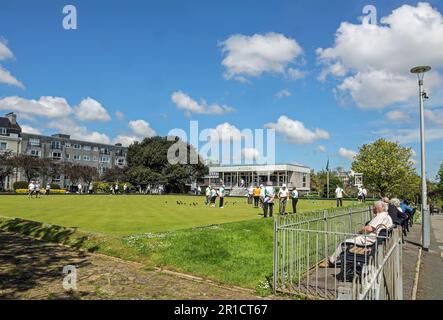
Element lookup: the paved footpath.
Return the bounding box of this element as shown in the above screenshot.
[0,231,267,300]
[401,221,422,300]
[417,214,443,300]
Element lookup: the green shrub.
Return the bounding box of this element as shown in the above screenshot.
[13,181,28,190]
[50,183,61,189]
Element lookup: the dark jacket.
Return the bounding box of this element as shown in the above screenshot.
[388,204,404,225]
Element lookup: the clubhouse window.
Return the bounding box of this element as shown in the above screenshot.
[0,127,7,135]
[0,142,7,150]
[302,173,307,188]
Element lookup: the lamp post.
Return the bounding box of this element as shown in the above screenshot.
[410,65,431,250]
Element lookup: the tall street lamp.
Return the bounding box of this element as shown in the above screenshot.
[410,65,431,250]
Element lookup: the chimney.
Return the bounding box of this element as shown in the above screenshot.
[5,112,17,125]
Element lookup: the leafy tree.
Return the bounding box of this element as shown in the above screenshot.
[0,151,14,190]
[101,167,127,183]
[437,163,443,199]
[351,139,416,197]
[64,164,98,186]
[8,154,42,182]
[126,136,207,193]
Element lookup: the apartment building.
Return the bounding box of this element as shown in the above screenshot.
[0,113,128,190]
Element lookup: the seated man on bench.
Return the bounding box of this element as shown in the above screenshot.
[319,201,393,268]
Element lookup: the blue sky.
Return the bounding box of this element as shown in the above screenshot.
[1,0,442,179]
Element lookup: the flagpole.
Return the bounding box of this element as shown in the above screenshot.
[326,158,330,199]
[327,170,329,199]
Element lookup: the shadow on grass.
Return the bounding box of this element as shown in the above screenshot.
[0,226,94,299]
[0,218,91,249]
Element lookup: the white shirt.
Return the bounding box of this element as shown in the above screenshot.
[248,187,254,195]
[279,188,289,198]
[35,184,40,190]
[291,190,299,198]
[218,187,225,197]
[362,188,368,196]
[366,211,393,244]
[28,183,35,191]
[358,187,363,196]
[206,188,211,196]
[335,187,343,198]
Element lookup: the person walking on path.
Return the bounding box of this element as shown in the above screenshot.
[362,186,368,203]
[89,182,93,194]
[291,187,299,214]
[278,184,289,215]
[335,185,345,207]
[45,183,51,196]
[78,183,83,194]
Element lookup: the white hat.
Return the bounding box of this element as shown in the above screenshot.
[282,184,287,188]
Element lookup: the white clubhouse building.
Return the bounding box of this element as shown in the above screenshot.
[204,164,310,192]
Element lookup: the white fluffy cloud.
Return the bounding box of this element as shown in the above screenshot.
[0,96,73,118]
[375,127,443,143]
[242,148,260,161]
[275,89,292,98]
[47,117,111,144]
[265,115,330,144]
[75,97,111,122]
[114,120,157,146]
[171,91,235,116]
[338,147,357,161]
[386,110,411,122]
[207,122,242,143]
[20,124,42,135]
[220,32,304,81]
[0,66,24,88]
[128,120,156,137]
[0,39,23,88]
[317,2,443,109]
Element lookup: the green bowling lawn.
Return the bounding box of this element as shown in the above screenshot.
[0,194,359,290]
[0,194,352,235]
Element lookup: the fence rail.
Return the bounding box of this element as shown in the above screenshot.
[273,205,402,300]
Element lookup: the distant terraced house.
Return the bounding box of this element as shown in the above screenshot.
[0,112,127,191]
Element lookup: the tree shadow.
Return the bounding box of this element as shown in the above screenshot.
[0,218,101,299]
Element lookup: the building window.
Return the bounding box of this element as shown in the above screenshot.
[100,156,110,163]
[83,155,90,161]
[65,154,70,159]
[116,158,125,166]
[29,138,40,146]
[51,141,61,149]
[30,150,41,157]
[0,142,7,150]
[302,173,307,188]
[83,145,91,151]
[93,156,98,161]
[65,143,71,148]
[52,152,62,160]
[0,128,7,135]
[73,154,80,160]
[93,146,99,152]
[73,144,81,149]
